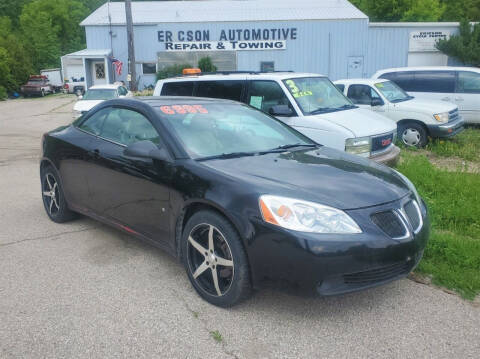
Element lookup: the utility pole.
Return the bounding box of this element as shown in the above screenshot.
[125,0,137,91]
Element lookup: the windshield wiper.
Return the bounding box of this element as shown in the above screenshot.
[197,151,257,161]
[308,104,356,115]
[260,143,317,154]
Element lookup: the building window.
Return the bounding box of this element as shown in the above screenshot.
[143,63,157,75]
[260,62,274,72]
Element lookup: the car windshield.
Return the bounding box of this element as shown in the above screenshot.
[374,81,411,103]
[157,103,315,159]
[282,77,355,115]
[83,89,117,100]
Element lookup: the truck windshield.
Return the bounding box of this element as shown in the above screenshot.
[283,77,355,115]
[83,89,117,100]
[374,81,411,103]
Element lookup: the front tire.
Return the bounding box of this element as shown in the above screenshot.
[181,210,252,307]
[399,122,428,147]
[41,165,77,223]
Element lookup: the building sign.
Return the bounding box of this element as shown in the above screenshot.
[409,30,453,52]
[158,28,296,51]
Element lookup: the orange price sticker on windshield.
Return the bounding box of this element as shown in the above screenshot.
[160,104,209,115]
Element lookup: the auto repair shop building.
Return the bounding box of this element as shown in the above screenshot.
[64,0,463,89]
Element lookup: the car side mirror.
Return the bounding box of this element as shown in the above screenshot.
[269,104,294,117]
[371,98,383,107]
[123,140,172,162]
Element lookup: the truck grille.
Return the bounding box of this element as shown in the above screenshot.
[449,108,459,122]
[371,132,394,153]
[343,261,410,284]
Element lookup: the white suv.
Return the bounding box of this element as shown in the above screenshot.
[153,72,400,165]
[334,78,464,147]
[372,66,480,124]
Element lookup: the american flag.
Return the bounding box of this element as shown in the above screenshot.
[112,58,123,76]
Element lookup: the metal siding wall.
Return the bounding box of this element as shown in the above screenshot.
[366,25,460,77]
[86,19,369,88]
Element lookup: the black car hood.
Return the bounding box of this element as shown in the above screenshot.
[201,147,410,210]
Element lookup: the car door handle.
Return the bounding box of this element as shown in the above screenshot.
[441,97,451,101]
[89,149,100,158]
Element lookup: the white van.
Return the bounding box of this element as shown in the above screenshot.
[372,66,480,124]
[334,79,463,147]
[153,72,400,165]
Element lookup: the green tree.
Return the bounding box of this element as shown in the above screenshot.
[0,0,32,26]
[20,0,89,71]
[0,17,33,93]
[436,20,480,66]
[351,0,445,21]
[198,56,217,73]
[440,0,480,21]
[156,64,193,80]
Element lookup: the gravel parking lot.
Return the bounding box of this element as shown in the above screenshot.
[1,96,479,358]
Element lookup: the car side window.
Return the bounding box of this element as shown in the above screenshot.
[248,80,293,113]
[161,82,194,96]
[411,71,455,93]
[77,108,110,136]
[195,81,245,102]
[457,71,480,94]
[382,72,415,92]
[100,108,160,146]
[347,85,374,105]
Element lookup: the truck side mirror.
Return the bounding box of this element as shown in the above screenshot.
[269,105,294,117]
[371,98,383,107]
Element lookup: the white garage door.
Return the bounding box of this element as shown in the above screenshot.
[408,52,448,66]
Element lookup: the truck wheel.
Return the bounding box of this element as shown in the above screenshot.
[399,123,428,148]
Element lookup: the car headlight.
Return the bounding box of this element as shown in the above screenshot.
[259,195,362,234]
[345,137,371,157]
[393,169,422,205]
[434,112,449,123]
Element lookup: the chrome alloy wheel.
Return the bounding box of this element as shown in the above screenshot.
[187,224,234,297]
[402,128,421,147]
[42,173,60,215]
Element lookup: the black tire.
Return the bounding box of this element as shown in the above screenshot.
[40,165,77,223]
[398,122,428,148]
[181,210,252,307]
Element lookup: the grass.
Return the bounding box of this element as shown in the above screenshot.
[425,127,480,162]
[210,330,223,343]
[396,151,480,300]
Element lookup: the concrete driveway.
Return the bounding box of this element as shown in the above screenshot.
[0,96,479,358]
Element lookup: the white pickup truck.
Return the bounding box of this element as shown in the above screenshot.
[334,78,464,147]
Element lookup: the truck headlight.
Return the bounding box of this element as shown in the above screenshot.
[345,137,371,157]
[434,112,449,123]
[259,195,362,234]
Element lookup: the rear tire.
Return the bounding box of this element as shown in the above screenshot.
[181,210,252,307]
[40,165,77,223]
[399,122,428,148]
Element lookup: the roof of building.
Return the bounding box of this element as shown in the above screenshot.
[62,49,112,58]
[80,0,367,26]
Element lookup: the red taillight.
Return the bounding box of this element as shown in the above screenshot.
[64,84,69,89]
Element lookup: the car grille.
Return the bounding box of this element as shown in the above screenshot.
[371,211,407,238]
[343,261,410,284]
[371,132,394,153]
[449,108,459,122]
[371,200,422,239]
[404,200,421,233]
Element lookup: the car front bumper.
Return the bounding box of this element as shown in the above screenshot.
[370,145,400,167]
[427,117,464,138]
[246,195,429,296]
